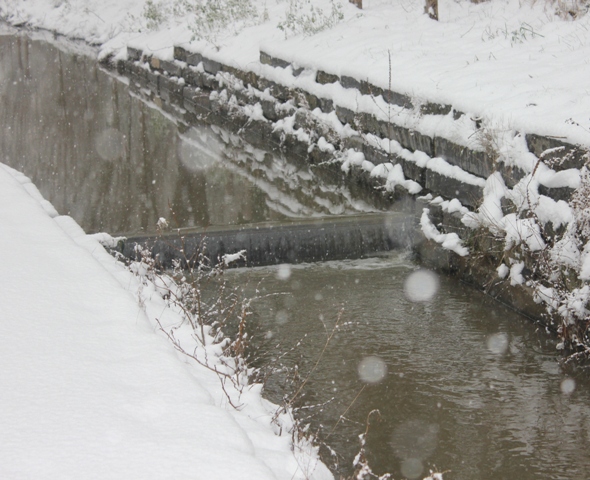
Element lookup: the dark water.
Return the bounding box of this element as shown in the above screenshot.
[232,257,590,480]
[2,27,590,480]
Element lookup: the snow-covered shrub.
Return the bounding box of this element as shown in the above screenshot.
[541,162,590,358]
[142,0,193,30]
[490,148,590,361]
[552,0,590,20]
[141,0,260,42]
[143,0,167,30]
[570,166,590,241]
[446,121,590,361]
[481,21,544,46]
[127,239,255,401]
[277,0,344,38]
[191,0,260,44]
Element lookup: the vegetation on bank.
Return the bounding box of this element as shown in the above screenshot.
[432,130,590,366]
[116,227,445,479]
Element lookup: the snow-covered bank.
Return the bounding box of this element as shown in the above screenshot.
[2,0,590,146]
[0,161,331,479]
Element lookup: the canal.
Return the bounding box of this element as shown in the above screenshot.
[1,27,589,480]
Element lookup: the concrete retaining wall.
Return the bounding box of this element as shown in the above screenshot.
[109,45,589,329]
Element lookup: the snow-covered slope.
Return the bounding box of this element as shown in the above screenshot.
[0,163,331,479]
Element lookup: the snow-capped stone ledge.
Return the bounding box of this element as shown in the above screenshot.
[116,45,492,206]
[127,45,581,206]
[115,41,585,217]
[115,42,588,211]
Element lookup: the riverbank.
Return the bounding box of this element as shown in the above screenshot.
[0,165,332,478]
[3,0,590,146]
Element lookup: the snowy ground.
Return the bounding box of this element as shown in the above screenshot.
[0,164,332,478]
[1,0,590,146]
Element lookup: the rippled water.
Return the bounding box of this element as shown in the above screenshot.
[230,256,590,479]
[2,27,590,480]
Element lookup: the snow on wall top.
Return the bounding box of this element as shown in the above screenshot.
[4,0,590,146]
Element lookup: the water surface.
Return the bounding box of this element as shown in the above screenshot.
[230,256,590,480]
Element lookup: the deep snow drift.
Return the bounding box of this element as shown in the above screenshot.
[0,163,332,478]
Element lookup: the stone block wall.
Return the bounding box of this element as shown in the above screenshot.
[110,44,589,331]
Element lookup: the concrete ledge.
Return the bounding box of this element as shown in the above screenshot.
[119,214,415,268]
[496,162,527,188]
[120,47,492,213]
[538,184,575,202]
[173,46,189,62]
[186,52,203,67]
[424,170,482,208]
[127,46,142,62]
[121,46,577,233]
[260,50,290,69]
[316,70,339,85]
[434,136,493,179]
[526,133,587,171]
[420,102,452,116]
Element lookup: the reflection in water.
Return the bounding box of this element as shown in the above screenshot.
[231,255,590,480]
[0,31,376,235]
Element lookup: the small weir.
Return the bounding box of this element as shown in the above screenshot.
[2,29,590,480]
[120,213,414,267]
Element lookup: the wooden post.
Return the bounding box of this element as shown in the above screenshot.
[425,0,438,20]
[349,0,362,9]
